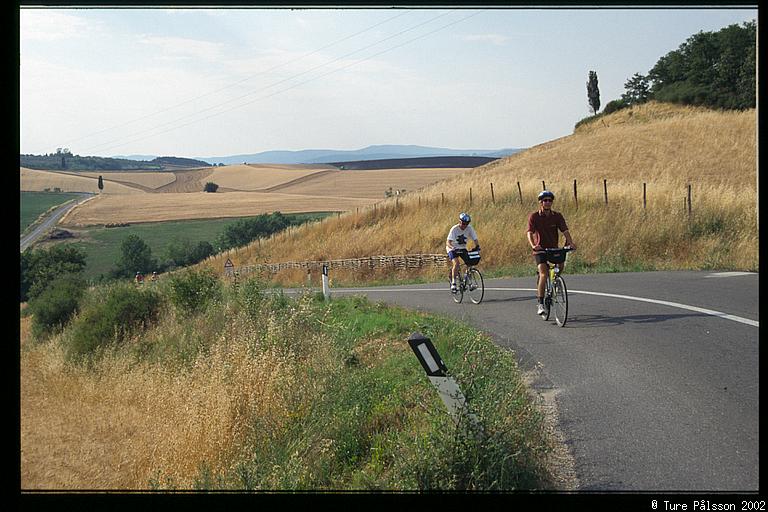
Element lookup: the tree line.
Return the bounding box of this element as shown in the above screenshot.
[20,211,310,304]
[584,20,755,123]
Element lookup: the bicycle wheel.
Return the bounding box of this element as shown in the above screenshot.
[553,276,568,326]
[451,278,463,303]
[467,267,484,304]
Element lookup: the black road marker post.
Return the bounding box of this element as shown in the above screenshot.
[407,332,482,438]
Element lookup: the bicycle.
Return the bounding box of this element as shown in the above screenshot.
[536,247,574,326]
[450,249,484,304]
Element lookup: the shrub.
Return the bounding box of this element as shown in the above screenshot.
[66,283,161,361]
[236,277,266,321]
[166,268,222,316]
[20,244,86,302]
[28,274,87,337]
[203,182,219,193]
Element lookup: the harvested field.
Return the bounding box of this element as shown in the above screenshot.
[22,163,478,226]
[270,167,472,198]
[208,164,335,191]
[77,171,177,189]
[20,168,143,195]
[61,191,373,226]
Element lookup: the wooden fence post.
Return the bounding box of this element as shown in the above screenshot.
[441,192,445,205]
[603,179,608,205]
[542,180,546,191]
[490,183,495,204]
[643,183,647,210]
[469,187,473,205]
[573,179,578,209]
[687,184,692,216]
[517,182,522,204]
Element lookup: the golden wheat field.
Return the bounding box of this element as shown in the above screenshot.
[198,102,758,283]
[21,162,471,226]
[20,168,145,195]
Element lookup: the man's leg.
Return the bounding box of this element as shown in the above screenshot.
[537,262,548,314]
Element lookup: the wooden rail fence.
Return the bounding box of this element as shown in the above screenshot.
[235,253,448,276]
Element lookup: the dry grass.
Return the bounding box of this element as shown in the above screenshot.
[20,313,297,489]
[198,102,757,281]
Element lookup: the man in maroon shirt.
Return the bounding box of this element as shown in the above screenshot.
[526,190,576,316]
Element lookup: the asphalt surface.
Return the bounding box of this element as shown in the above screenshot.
[311,270,759,491]
[20,193,94,252]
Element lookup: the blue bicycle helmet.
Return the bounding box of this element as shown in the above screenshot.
[459,212,471,223]
[537,190,555,201]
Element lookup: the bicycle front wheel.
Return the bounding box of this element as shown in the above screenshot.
[467,267,484,304]
[451,279,463,303]
[553,276,568,326]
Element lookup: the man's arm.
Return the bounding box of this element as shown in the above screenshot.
[562,230,576,249]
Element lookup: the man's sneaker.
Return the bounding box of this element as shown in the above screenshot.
[537,304,546,316]
[450,283,457,293]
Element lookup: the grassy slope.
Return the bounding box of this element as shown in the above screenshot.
[198,102,757,286]
[20,191,83,232]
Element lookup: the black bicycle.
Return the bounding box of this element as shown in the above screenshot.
[450,249,484,304]
[537,247,574,326]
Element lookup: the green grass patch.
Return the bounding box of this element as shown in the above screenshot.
[70,213,332,280]
[20,191,83,233]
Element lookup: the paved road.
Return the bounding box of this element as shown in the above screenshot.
[314,270,759,491]
[20,193,94,252]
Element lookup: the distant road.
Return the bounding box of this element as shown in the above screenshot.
[294,270,759,491]
[20,193,93,252]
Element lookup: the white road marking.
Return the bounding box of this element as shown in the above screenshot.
[321,287,759,328]
[704,272,756,278]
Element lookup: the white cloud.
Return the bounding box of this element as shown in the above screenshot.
[136,35,225,62]
[20,9,103,42]
[461,33,509,46]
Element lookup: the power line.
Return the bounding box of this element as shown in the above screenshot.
[82,11,481,155]
[82,10,472,156]
[62,9,412,149]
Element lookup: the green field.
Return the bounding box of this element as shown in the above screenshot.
[67,213,331,281]
[20,191,84,233]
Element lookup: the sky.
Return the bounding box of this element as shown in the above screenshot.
[19,6,757,159]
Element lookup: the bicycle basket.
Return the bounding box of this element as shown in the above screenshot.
[464,250,481,266]
[545,249,567,264]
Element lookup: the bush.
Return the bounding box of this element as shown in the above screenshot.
[166,268,222,316]
[66,283,162,361]
[602,98,629,115]
[203,182,219,193]
[21,244,87,302]
[28,274,87,337]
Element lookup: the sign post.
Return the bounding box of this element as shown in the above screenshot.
[224,258,234,277]
[407,332,481,436]
[322,263,330,300]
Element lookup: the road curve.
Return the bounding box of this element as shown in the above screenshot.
[303,270,759,491]
[20,193,94,252]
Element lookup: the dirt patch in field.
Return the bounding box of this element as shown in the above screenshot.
[154,168,215,193]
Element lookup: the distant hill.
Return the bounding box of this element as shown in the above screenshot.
[329,155,498,170]
[20,154,211,171]
[195,145,523,165]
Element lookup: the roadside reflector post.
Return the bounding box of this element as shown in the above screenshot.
[407,332,482,438]
[322,263,330,300]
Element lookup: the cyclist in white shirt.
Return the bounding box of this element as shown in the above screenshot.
[446,212,480,293]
